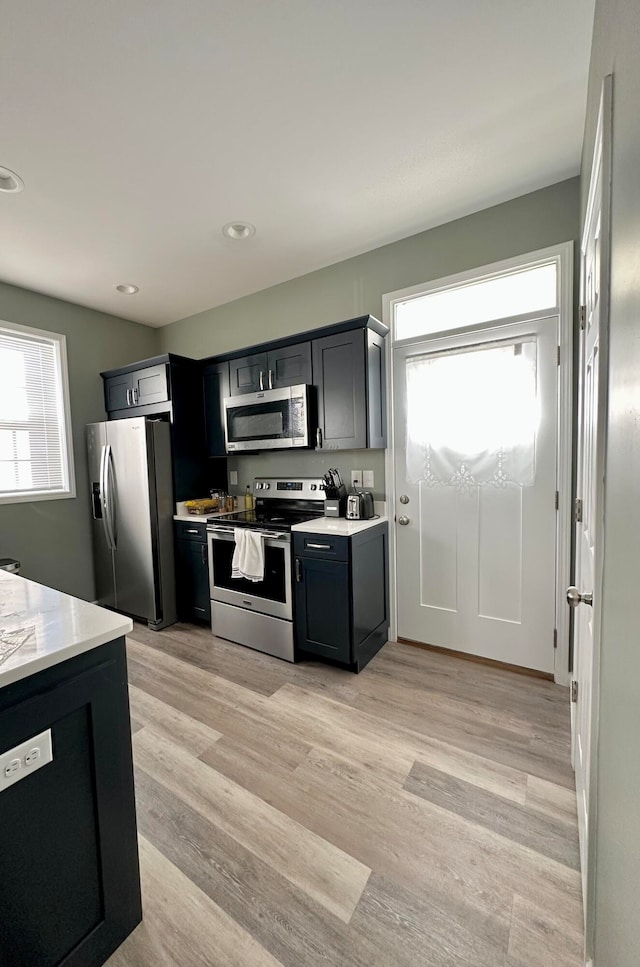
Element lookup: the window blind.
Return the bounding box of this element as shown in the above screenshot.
[0,325,72,500]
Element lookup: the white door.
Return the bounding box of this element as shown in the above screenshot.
[394,315,558,673]
[569,76,611,910]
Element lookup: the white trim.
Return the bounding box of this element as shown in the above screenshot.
[581,73,612,967]
[383,241,573,684]
[0,319,76,505]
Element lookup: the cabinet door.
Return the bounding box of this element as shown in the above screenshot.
[267,342,312,388]
[103,373,132,412]
[203,361,230,457]
[229,352,268,396]
[132,363,169,407]
[366,329,387,449]
[175,537,211,623]
[312,330,367,450]
[0,641,141,967]
[294,556,351,662]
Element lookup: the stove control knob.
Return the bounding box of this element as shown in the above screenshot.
[255,483,263,490]
[263,483,270,490]
[310,484,317,491]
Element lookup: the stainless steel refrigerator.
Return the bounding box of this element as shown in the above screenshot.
[87,417,176,630]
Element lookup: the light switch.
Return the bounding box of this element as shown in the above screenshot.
[229,470,238,485]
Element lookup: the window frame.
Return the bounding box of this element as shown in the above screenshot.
[0,319,76,505]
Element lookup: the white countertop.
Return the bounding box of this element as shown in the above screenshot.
[291,514,388,536]
[0,571,132,689]
[174,511,232,524]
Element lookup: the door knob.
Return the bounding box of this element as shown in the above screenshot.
[398,515,410,526]
[566,586,593,607]
[399,494,410,504]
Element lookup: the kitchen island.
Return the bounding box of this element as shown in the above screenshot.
[0,571,142,967]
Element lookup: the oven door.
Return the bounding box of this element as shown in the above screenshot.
[207,528,292,620]
[223,385,309,452]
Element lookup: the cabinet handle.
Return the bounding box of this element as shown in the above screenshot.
[316,427,322,448]
[133,387,138,405]
[268,369,274,389]
[306,543,331,549]
[259,371,265,391]
[201,544,208,565]
[295,558,302,582]
[126,388,132,406]
[185,528,200,534]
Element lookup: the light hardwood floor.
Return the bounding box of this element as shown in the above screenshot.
[106,624,583,967]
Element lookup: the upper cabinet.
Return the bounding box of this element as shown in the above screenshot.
[203,361,230,458]
[202,316,387,453]
[312,323,386,451]
[312,330,367,450]
[103,362,168,412]
[267,343,312,388]
[229,342,312,396]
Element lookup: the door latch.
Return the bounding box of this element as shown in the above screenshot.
[574,498,583,523]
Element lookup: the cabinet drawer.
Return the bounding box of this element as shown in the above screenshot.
[175,520,208,542]
[294,532,348,561]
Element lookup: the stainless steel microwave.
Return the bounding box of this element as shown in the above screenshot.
[223,384,311,452]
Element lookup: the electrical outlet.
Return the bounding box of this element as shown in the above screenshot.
[229,470,238,485]
[350,470,362,490]
[1,730,53,793]
[362,470,374,489]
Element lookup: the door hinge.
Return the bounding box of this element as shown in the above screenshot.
[579,304,586,330]
[571,680,578,703]
[557,345,561,366]
[555,490,559,511]
[574,497,583,523]
[553,628,558,649]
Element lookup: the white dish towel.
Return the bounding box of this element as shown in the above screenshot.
[231,528,265,583]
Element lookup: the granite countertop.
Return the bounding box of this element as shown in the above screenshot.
[0,571,132,689]
[291,514,388,536]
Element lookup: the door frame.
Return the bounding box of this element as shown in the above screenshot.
[382,241,574,684]
[580,74,612,965]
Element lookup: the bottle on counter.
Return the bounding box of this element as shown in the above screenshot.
[244,484,253,510]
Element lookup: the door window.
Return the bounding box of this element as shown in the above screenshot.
[405,338,539,491]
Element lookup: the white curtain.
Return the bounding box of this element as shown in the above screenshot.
[406,339,539,493]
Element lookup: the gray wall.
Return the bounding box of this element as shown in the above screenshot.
[0,281,158,599]
[161,178,580,494]
[581,3,640,964]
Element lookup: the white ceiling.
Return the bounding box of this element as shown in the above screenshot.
[0,0,595,328]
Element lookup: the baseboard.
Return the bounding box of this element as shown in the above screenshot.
[397,637,554,681]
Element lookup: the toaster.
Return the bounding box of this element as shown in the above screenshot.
[346,491,375,520]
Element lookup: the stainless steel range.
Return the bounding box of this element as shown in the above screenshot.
[207,477,325,661]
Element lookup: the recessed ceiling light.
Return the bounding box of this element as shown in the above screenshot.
[222,221,256,240]
[0,166,24,193]
[116,283,139,295]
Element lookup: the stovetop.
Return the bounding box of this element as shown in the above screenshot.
[208,508,324,533]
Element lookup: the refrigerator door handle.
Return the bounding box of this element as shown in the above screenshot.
[99,445,112,549]
[103,444,117,550]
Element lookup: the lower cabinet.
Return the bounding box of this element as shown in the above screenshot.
[0,639,141,967]
[175,520,211,623]
[293,523,389,672]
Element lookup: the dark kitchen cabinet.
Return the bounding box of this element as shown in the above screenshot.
[229,342,312,396]
[230,352,269,396]
[268,342,312,388]
[0,638,141,966]
[103,362,168,412]
[101,354,226,502]
[312,330,368,450]
[175,520,210,623]
[293,522,389,672]
[203,360,230,457]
